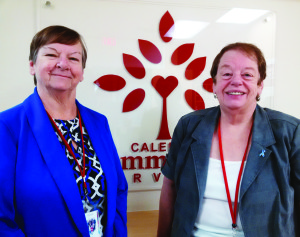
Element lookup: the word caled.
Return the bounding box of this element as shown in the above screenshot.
[121,142,171,183]
[130,142,170,152]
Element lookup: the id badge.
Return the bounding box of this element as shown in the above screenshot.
[85,210,102,237]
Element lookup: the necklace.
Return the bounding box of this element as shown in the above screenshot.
[218,118,253,232]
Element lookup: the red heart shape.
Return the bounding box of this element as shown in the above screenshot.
[151,76,178,98]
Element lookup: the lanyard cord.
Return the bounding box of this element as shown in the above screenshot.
[218,118,253,229]
[46,110,87,189]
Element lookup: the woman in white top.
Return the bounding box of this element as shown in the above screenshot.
[157,42,300,237]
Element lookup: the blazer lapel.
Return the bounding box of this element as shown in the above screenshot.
[240,105,276,199]
[191,107,220,197]
[76,102,117,228]
[76,102,113,179]
[23,89,89,236]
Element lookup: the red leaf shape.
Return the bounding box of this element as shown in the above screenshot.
[185,57,206,80]
[185,89,205,110]
[151,76,178,98]
[203,78,214,93]
[123,53,146,79]
[171,43,195,65]
[159,11,174,43]
[123,88,145,112]
[94,74,126,91]
[138,39,162,64]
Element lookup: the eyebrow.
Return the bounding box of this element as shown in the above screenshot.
[219,64,231,69]
[43,46,82,55]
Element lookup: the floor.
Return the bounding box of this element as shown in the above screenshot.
[127,210,159,237]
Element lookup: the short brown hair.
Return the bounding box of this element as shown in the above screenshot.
[29,25,87,85]
[210,42,266,85]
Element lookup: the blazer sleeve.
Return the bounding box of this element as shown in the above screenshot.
[105,119,128,237]
[0,120,25,237]
[291,124,300,198]
[161,117,185,181]
[112,148,128,237]
[290,123,300,236]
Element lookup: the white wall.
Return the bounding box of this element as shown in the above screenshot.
[0,0,36,108]
[1,0,300,212]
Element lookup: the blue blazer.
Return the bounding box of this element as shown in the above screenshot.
[162,105,300,237]
[0,88,128,237]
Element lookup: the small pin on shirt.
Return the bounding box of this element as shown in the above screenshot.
[259,149,266,157]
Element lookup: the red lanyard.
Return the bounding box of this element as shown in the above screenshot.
[218,118,253,229]
[47,110,87,189]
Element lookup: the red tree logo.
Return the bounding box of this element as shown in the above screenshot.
[94,11,213,140]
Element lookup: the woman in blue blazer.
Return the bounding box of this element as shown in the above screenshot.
[0,25,128,237]
[157,43,300,236]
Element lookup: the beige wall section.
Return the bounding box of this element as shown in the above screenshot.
[272,1,300,118]
[1,0,300,212]
[0,0,36,108]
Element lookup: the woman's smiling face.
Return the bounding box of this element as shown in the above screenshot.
[29,42,84,95]
[213,49,264,114]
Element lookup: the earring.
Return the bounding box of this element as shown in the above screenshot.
[213,93,217,99]
[256,94,261,101]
